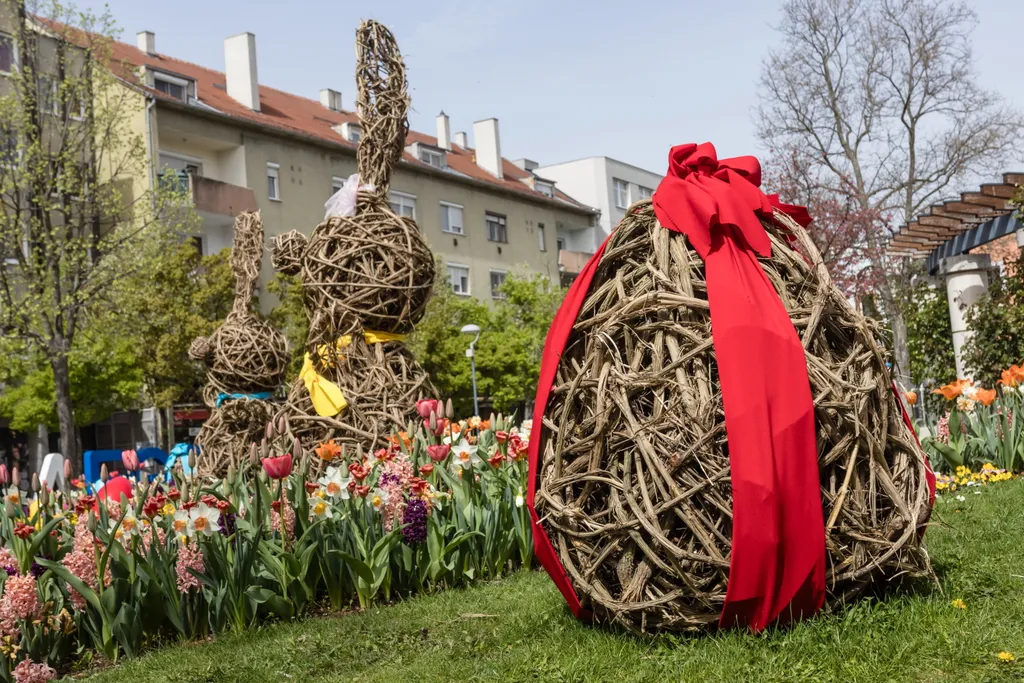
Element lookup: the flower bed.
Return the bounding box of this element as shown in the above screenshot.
[914,364,1024,475]
[0,399,530,681]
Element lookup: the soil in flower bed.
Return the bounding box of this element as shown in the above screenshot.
[77,480,1024,683]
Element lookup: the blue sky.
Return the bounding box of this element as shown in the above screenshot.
[78,0,1024,176]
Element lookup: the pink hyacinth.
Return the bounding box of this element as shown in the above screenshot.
[1,574,39,621]
[175,542,204,593]
[270,500,296,540]
[11,658,56,683]
[62,516,109,609]
[935,414,950,444]
[380,454,414,490]
[381,487,405,532]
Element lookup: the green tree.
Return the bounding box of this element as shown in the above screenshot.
[903,279,956,415]
[267,272,308,376]
[0,1,194,460]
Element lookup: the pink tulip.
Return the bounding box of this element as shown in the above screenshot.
[416,399,439,419]
[261,454,294,480]
[0,464,8,485]
[426,444,451,462]
[121,449,139,472]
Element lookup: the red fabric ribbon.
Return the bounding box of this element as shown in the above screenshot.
[527,142,830,631]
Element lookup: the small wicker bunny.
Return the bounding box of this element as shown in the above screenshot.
[271,20,435,460]
[190,211,289,477]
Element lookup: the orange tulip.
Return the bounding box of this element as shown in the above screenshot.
[998,364,1024,387]
[904,391,918,406]
[975,388,997,407]
[314,440,342,461]
[389,431,412,451]
[933,379,971,401]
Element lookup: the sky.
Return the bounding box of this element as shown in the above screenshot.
[74,0,1024,176]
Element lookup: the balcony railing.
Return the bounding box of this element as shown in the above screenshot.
[157,171,257,216]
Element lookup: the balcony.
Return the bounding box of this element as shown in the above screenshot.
[558,249,594,286]
[158,171,256,216]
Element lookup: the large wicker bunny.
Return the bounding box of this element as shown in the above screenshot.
[189,211,289,477]
[271,20,435,458]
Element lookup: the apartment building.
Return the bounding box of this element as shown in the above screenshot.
[533,156,664,272]
[116,31,598,306]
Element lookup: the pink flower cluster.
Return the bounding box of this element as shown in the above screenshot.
[11,659,56,683]
[379,454,415,531]
[175,542,204,593]
[935,414,950,444]
[62,517,108,610]
[270,500,296,539]
[2,574,39,622]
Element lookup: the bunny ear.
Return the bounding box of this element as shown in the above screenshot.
[354,20,409,197]
[228,211,265,317]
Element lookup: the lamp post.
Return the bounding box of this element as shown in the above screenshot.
[461,324,482,417]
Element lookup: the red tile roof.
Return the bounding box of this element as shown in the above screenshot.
[106,40,594,214]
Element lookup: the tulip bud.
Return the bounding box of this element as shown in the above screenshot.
[11,467,19,487]
[292,437,303,460]
[226,464,236,486]
[277,415,287,436]
[31,473,40,493]
[489,413,496,426]
[261,437,270,461]
[40,486,49,507]
[356,443,364,462]
[436,400,445,420]
[64,459,72,481]
[266,421,275,440]
[87,511,97,533]
[429,411,437,432]
[446,398,454,420]
[249,442,257,463]
[100,464,109,482]
[0,464,8,486]
[188,449,197,470]
[181,481,189,501]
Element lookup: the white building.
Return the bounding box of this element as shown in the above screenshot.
[533,156,664,256]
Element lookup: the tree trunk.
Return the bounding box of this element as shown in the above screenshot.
[49,348,80,466]
[889,307,912,390]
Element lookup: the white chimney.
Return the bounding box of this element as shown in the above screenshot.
[224,33,260,112]
[454,131,468,149]
[436,111,451,151]
[320,88,342,112]
[472,118,502,179]
[137,31,155,55]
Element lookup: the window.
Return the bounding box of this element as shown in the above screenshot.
[538,222,547,252]
[557,237,566,251]
[0,33,14,74]
[419,147,445,169]
[267,162,280,201]
[154,74,187,101]
[613,178,628,209]
[535,181,554,197]
[190,236,204,256]
[490,270,507,299]
[347,124,362,143]
[331,176,345,196]
[447,263,470,295]
[440,202,463,234]
[37,74,57,115]
[389,191,416,219]
[637,185,653,200]
[486,212,507,243]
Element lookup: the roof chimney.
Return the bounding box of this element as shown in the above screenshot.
[454,131,468,149]
[436,111,451,151]
[137,31,155,55]
[320,88,342,112]
[472,118,502,179]
[224,33,260,112]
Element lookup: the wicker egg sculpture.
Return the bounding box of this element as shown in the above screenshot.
[271,20,435,459]
[190,211,289,477]
[529,143,934,635]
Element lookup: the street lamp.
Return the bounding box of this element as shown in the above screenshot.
[461,324,482,417]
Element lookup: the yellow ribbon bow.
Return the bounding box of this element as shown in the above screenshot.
[300,331,406,417]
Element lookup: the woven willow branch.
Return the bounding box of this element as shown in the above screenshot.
[536,201,932,633]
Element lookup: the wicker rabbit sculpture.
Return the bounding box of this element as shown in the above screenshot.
[189,211,289,477]
[271,20,435,458]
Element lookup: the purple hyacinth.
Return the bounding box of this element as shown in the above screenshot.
[379,472,399,488]
[219,512,237,537]
[401,498,427,545]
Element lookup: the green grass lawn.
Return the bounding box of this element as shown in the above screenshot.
[77,481,1024,683]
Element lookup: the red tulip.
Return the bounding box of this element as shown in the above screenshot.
[416,399,439,419]
[13,523,33,539]
[419,463,435,476]
[261,454,293,480]
[348,462,370,481]
[427,444,451,462]
[121,449,140,472]
[355,485,370,498]
[0,464,8,486]
[423,418,448,436]
[488,453,505,468]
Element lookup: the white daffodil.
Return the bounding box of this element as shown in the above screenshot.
[452,442,480,470]
[515,492,525,508]
[370,488,386,511]
[318,466,352,501]
[171,509,190,537]
[110,508,141,540]
[4,487,23,507]
[188,503,221,537]
[307,496,333,521]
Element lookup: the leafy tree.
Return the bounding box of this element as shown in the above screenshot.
[267,272,308,376]
[757,0,1022,387]
[962,249,1024,388]
[903,278,956,415]
[0,1,194,460]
